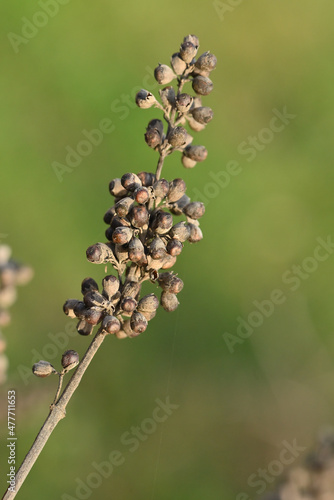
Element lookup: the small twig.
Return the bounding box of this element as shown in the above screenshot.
[50,372,64,409]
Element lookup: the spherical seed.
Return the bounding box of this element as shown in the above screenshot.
[168,178,187,203]
[133,186,150,205]
[121,173,142,192]
[61,350,79,371]
[191,106,214,124]
[168,127,188,148]
[187,223,203,243]
[109,178,128,198]
[84,307,103,325]
[176,93,193,114]
[147,119,164,135]
[184,145,208,162]
[151,211,174,235]
[101,315,121,334]
[128,237,145,262]
[114,197,134,217]
[179,41,197,63]
[149,237,167,259]
[158,273,184,294]
[103,207,116,225]
[187,115,206,132]
[154,64,176,84]
[153,179,169,199]
[81,277,99,296]
[161,254,177,269]
[192,75,213,96]
[160,291,180,312]
[145,128,162,149]
[135,89,156,108]
[166,239,183,256]
[169,221,191,242]
[128,205,149,228]
[195,51,217,72]
[130,311,148,334]
[137,294,159,312]
[137,171,156,187]
[102,275,120,298]
[121,296,137,313]
[112,227,133,245]
[183,201,205,219]
[171,52,187,75]
[32,360,56,378]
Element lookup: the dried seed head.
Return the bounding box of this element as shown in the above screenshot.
[183,201,205,219]
[153,179,169,199]
[176,93,193,114]
[135,89,156,108]
[182,155,197,169]
[149,237,167,259]
[187,223,203,243]
[183,34,199,49]
[128,238,145,262]
[77,320,94,336]
[109,178,128,198]
[161,291,180,312]
[122,280,141,298]
[171,52,187,75]
[133,186,150,205]
[145,128,162,149]
[158,272,184,294]
[137,171,156,187]
[191,106,214,124]
[168,178,187,203]
[130,310,148,334]
[32,360,56,378]
[63,299,81,318]
[169,221,191,242]
[166,239,183,256]
[102,275,120,298]
[121,173,142,192]
[154,64,176,85]
[184,145,208,162]
[192,75,213,96]
[61,350,79,372]
[101,315,121,334]
[86,242,115,264]
[170,194,191,215]
[159,86,176,107]
[112,227,133,245]
[137,293,159,313]
[151,211,174,235]
[121,296,138,313]
[128,205,149,228]
[83,290,106,308]
[168,127,188,148]
[195,52,217,73]
[179,41,197,63]
[81,277,99,296]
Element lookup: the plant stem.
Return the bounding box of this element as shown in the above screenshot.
[2,329,106,500]
[155,152,166,181]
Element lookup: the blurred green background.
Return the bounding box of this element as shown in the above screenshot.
[1,1,334,498]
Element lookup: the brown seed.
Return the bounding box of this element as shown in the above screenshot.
[137,294,160,312]
[149,237,167,259]
[32,360,56,378]
[130,311,148,334]
[112,227,133,245]
[168,178,187,203]
[109,178,128,198]
[151,211,173,235]
[183,202,205,219]
[121,296,138,313]
[187,223,203,243]
[169,221,191,242]
[195,51,217,73]
[114,197,134,217]
[168,127,188,148]
[170,194,191,215]
[166,239,183,256]
[153,179,169,199]
[192,75,213,96]
[158,273,184,294]
[154,64,176,85]
[63,299,81,318]
[191,106,214,124]
[102,275,120,299]
[145,128,162,149]
[122,280,141,298]
[133,186,150,205]
[183,145,208,162]
[128,205,149,228]
[159,86,176,107]
[121,173,142,192]
[160,291,180,312]
[77,320,94,336]
[179,41,197,63]
[81,277,99,295]
[84,307,103,325]
[86,242,115,264]
[137,171,156,187]
[128,238,145,262]
[102,315,121,334]
[61,350,79,372]
[182,156,197,169]
[135,89,156,109]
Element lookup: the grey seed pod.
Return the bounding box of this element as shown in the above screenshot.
[102,275,120,299]
[83,290,107,308]
[183,34,199,49]
[103,207,116,225]
[184,145,208,162]
[151,211,174,235]
[176,93,193,114]
[171,52,187,75]
[73,301,87,320]
[114,197,134,217]
[182,155,197,169]
[192,75,213,96]
[109,178,128,198]
[169,221,191,242]
[187,115,206,132]
[168,178,187,203]
[122,280,141,298]
[110,215,131,230]
[0,287,16,309]
[166,239,183,256]
[128,238,145,262]
[115,329,128,339]
[187,223,203,243]
[159,86,176,107]
[77,320,94,336]
[130,311,148,334]
[84,307,103,325]
[140,310,157,321]
[147,119,164,136]
[158,273,184,294]
[128,205,149,228]
[32,360,56,378]
[133,186,150,205]
[121,296,138,313]
[161,291,180,312]
[195,51,217,73]
[153,179,169,199]
[145,128,162,149]
[167,127,188,148]
[81,277,99,296]
[191,106,214,124]
[86,242,115,264]
[63,299,81,318]
[161,254,177,269]
[183,201,205,219]
[101,315,121,334]
[121,173,142,192]
[154,64,176,85]
[179,41,197,63]
[170,194,191,215]
[61,350,79,372]
[149,237,167,259]
[137,171,156,187]
[135,89,156,109]
[137,293,159,313]
[112,227,133,245]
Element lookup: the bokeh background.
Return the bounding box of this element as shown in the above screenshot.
[1,1,334,498]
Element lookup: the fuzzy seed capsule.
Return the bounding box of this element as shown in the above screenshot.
[179,41,197,63]
[121,173,142,192]
[158,273,184,294]
[151,211,174,235]
[61,350,79,372]
[171,52,187,75]
[187,223,203,243]
[81,277,99,296]
[32,360,56,378]
[101,315,121,334]
[195,52,217,73]
[169,221,191,242]
[145,128,162,149]
[176,93,193,114]
[128,238,145,262]
[137,294,159,313]
[86,243,115,264]
[191,106,214,124]
[153,179,169,199]
[166,239,183,256]
[154,64,176,85]
[102,275,120,299]
[167,127,188,148]
[170,194,191,215]
[135,89,156,109]
[161,291,180,312]
[137,171,156,187]
[149,237,167,259]
[183,202,205,219]
[192,76,213,96]
[109,178,128,198]
[184,145,208,162]
[112,227,133,245]
[168,178,187,203]
[159,86,176,107]
[130,311,148,334]
[128,206,149,228]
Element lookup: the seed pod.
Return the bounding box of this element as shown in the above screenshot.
[128,205,149,228]
[147,119,164,136]
[187,115,206,132]
[176,93,193,114]
[154,64,176,85]
[103,207,116,225]
[128,238,145,262]
[130,311,148,334]
[161,291,180,312]
[168,178,187,203]
[121,173,142,192]
[101,315,121,334]
[159,86,176,107]
[187,223,203,243]
[161,254,177,269]
[179,41,197,63]
[63,299,81,318]
[182,155,197,169]
[145,128,162,149]
[32,360,56,378]
[183,202,205,219]
[77,320,94,336]
[151,211,174,235]
[81,277,99,296]
[83,290,106,308]
[158,273,184,294]
[192,76,213,96]
[183,34,199,49]
[114,194,134,216]
[137,293,159,313]
[184,145,208,162]
[137,171,155,187]
[73,301,87,319]
[191,106,214,124]
[170,194,191,215]
[171,52,187,75]
[195,51,217,73]
[167,127,188,148]
[122,280,141,298]
[105,226,114,241]
[169,221,191,242]
[109,178,128,198]
[86,242,115,264]
[153,179,169,199]
[102,275,120,299]
[84,307,103,325]
[114,244,129,263]
[112,227,133,245]
[166,239,183,256]
[149,237,167,259]
[121,296,137,313]
[61,350,79,372]
[122,319,135,337]
[140,310,157,321]
[133,186,150,205]
[135,89,156,109]
[115,329,128,340]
